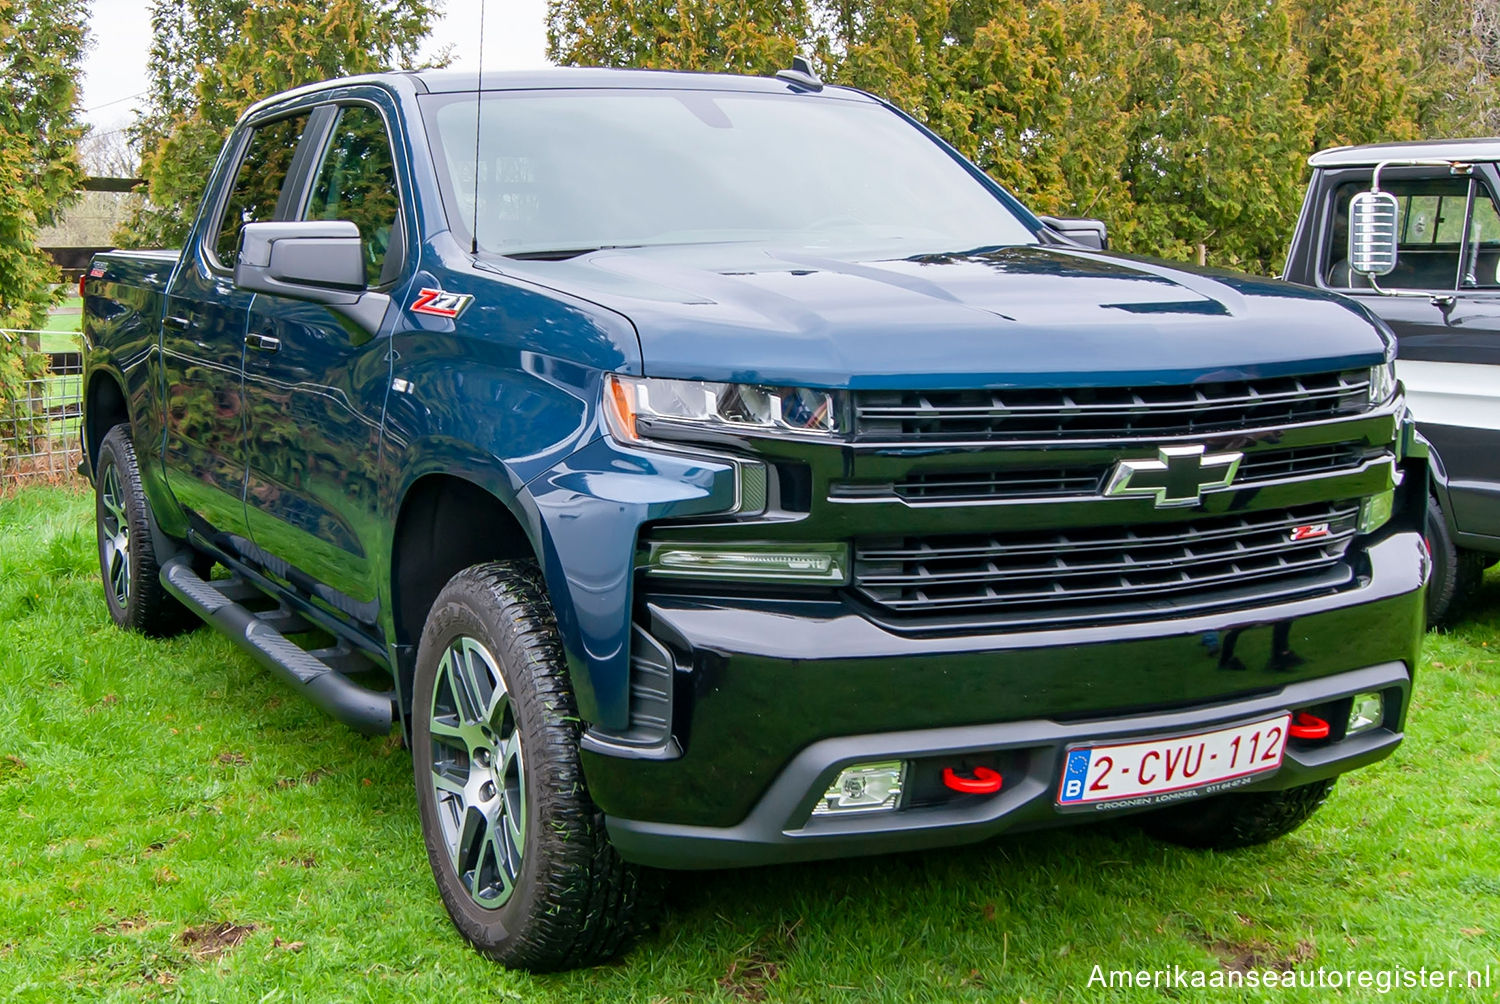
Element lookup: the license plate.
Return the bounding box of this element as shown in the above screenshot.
[1056,714,1291,809]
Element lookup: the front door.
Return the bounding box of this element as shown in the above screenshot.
[1324,168,1500,539]
[241,101,408,616]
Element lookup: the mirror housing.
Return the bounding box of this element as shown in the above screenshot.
[1039,215,1108,251]
[1348,190,1400,278]
[235,220,366,302]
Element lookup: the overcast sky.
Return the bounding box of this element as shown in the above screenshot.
[80,0,550,133]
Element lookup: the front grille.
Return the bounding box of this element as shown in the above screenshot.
[852,501,1359,623]
[1234,444,1367,482]
[852,370,1371,442]
[893,466,1103,502]
[844,443,1375,504]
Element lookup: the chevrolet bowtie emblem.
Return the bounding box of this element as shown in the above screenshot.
[1104,445,1243,508]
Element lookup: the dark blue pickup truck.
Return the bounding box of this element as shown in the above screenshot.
[82,64,1429,971]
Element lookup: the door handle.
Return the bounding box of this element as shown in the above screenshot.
[163,315,190,330]
[245,332,280,352]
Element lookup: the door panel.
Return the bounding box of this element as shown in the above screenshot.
[159,263,252,539]
[242,300,389,607]
[241,103,404,613]
[161,112,312,546]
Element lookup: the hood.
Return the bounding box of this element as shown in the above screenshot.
[491,244,1391,389]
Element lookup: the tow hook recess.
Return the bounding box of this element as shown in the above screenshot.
[1289,712,1331,740]
[941,766,1003,794]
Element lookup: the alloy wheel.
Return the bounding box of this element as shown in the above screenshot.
[427,635,526,908]
[99,461,130,607]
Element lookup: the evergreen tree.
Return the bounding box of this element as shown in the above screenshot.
[0,0,86,329]
[546,0,1493,273]
[121,0,442,248]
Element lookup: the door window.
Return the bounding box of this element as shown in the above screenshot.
[1463,188,1500,288]
[213,113,311,267]
[1326,176,1500,290]
[303,105,402,287]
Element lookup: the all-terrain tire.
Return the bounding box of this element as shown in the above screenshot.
[410,561,656,972]
[94,425,199,636]
[1426,494,1485,628]
[1139,779,1336,850]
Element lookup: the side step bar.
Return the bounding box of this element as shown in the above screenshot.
[160,555,395,736]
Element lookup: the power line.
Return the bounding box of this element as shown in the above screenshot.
[84,90,147,114]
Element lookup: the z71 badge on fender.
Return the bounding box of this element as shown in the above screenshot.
[411,288,474,319]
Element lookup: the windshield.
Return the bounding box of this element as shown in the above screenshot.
[419,88,1038,258]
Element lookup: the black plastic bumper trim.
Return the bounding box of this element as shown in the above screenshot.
[605,662,1408,869]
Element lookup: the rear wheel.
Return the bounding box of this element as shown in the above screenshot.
[1426,494,1485,627]
[411,561,654,971]
[1139,779,1335,850]
[95,425,197,636]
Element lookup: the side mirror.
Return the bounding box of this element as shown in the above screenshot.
[1039,215,1108,251]
[235,220,366,303]
[1348,190,1400,277]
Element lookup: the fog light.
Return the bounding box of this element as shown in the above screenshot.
[1347,692,1384,735]
[646,542,849,584]
[1359,489,1395,534]
[811,761,906,816]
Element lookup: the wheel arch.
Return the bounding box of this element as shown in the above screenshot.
[388,469,542,727]
[83,367,130,477]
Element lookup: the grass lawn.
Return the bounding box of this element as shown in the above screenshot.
[1,485,1497,1002]
[42,295,83,352]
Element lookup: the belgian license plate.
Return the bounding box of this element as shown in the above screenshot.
[1056,714,1291,810]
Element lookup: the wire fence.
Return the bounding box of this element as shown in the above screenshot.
[0,330,84,485]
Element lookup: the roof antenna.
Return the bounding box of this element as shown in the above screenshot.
[470,0,486,255]
[775,53,823,91]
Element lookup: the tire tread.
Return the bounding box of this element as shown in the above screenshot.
[1140,779,1336,850]
[415,561,652,972]
[96,425,197,637]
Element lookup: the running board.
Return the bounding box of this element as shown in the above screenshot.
[160,555,395,736]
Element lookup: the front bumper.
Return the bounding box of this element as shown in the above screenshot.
[607,662,1408,868]
[583,530,1426,868]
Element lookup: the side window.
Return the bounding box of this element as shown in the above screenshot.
[1463,185,1500,288]
[214,113,310,267]
[303,105,402,287]
[1325,177,1476,291]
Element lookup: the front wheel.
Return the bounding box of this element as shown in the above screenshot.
[1138,779,1335,850]
[1426,494,1485,628]
[410,561,655,972]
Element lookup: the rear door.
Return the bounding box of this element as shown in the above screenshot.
[240,99,408,617]
[161,111,314,547]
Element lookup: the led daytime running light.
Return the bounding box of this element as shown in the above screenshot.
[605,375,842,440]
[1368,360,1397,405]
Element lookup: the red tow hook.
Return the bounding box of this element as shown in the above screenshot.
[1289,712,1330,740]
[942,766,1003,794]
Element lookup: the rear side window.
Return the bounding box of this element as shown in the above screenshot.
[214,113,310,267]
[303,105,402,287]
[1325,176,1500,290]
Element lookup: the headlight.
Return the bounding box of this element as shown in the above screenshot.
[605,375,843,441]
[1368,360,1397,404]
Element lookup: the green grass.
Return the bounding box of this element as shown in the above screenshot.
[1,485,1497,1002]
[42,295,83,352]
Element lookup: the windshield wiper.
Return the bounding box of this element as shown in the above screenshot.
[503,244,642,261]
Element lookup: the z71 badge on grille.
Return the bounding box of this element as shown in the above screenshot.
[411,288,474,319]
[1104,445,1243,508]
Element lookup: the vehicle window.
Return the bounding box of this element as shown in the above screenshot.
[214,113,310,268]
[1325,177,1478,291]
[419,89,1037,258]
[303,105,401,287]
[1463,185,1500,288]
